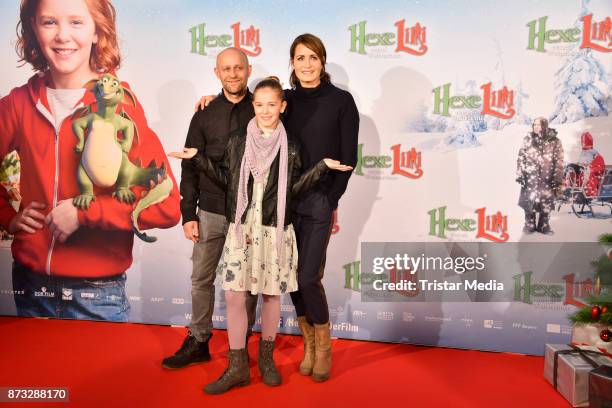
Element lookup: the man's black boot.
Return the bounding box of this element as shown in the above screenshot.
[162,331,211,369]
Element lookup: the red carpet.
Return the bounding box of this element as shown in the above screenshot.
[0,316,570,407]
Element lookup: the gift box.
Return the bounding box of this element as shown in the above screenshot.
[572,323,612,355]
[544,344,612,407]
[589,365,612,408]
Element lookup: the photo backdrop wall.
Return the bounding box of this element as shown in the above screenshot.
[0,0,610,355]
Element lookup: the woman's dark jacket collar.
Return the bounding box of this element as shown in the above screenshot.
[293,80,333,99]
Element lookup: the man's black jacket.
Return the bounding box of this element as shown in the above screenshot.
[180,90,254,224]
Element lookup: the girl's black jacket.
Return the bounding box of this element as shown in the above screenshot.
[192,129,328,227]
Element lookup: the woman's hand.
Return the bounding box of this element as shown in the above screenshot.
[194,95,217,111]
[323,159,353,172]
[8,201,46,234]
[168,148,198,160]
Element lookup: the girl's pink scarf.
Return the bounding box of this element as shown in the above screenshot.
[234,117,288,262]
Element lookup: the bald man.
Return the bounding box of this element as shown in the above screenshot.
[163,48,258,369]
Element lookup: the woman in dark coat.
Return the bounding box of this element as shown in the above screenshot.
[283,33,359,382]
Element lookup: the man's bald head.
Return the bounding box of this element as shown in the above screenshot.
[214,47,252,101]
[216,47,249,69]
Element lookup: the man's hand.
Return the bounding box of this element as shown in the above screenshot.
[183,220,199,243]
[45,199,79,243]
[8,201,46,234]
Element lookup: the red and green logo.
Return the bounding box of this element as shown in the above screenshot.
[527,14,611,53]
[189,22,261,57]
[344,260,362,292]
[348,20,428,56]
[354,143,423,179]
[344,259,421,299]
[428,206,510,243]
[513,271,598,307]
[432,82,516,120]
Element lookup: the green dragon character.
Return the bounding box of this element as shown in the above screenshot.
[72,73,173,242]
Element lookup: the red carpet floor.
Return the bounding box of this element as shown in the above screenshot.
[0,316,570,408]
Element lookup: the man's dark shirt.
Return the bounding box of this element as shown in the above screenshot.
[180,90,254,224]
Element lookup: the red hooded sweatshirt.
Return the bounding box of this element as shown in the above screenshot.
[0,73,181,278]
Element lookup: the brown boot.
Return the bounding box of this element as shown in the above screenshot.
[258,338,281,386]
[312,322,332,382]
[297,316,315,375]
[203,348,250,394]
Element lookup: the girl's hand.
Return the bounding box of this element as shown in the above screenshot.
[194,95,217,111]
[8,201,46,234]
[168,148,198,160]
[324,159,353,172]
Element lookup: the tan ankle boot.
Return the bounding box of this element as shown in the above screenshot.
[312,322,332,382]
[297,316,315,375]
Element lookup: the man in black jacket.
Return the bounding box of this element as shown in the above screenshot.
[162,48,258,369]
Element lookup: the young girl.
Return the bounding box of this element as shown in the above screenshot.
[0,0,180,321]
[169,77,352,394]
